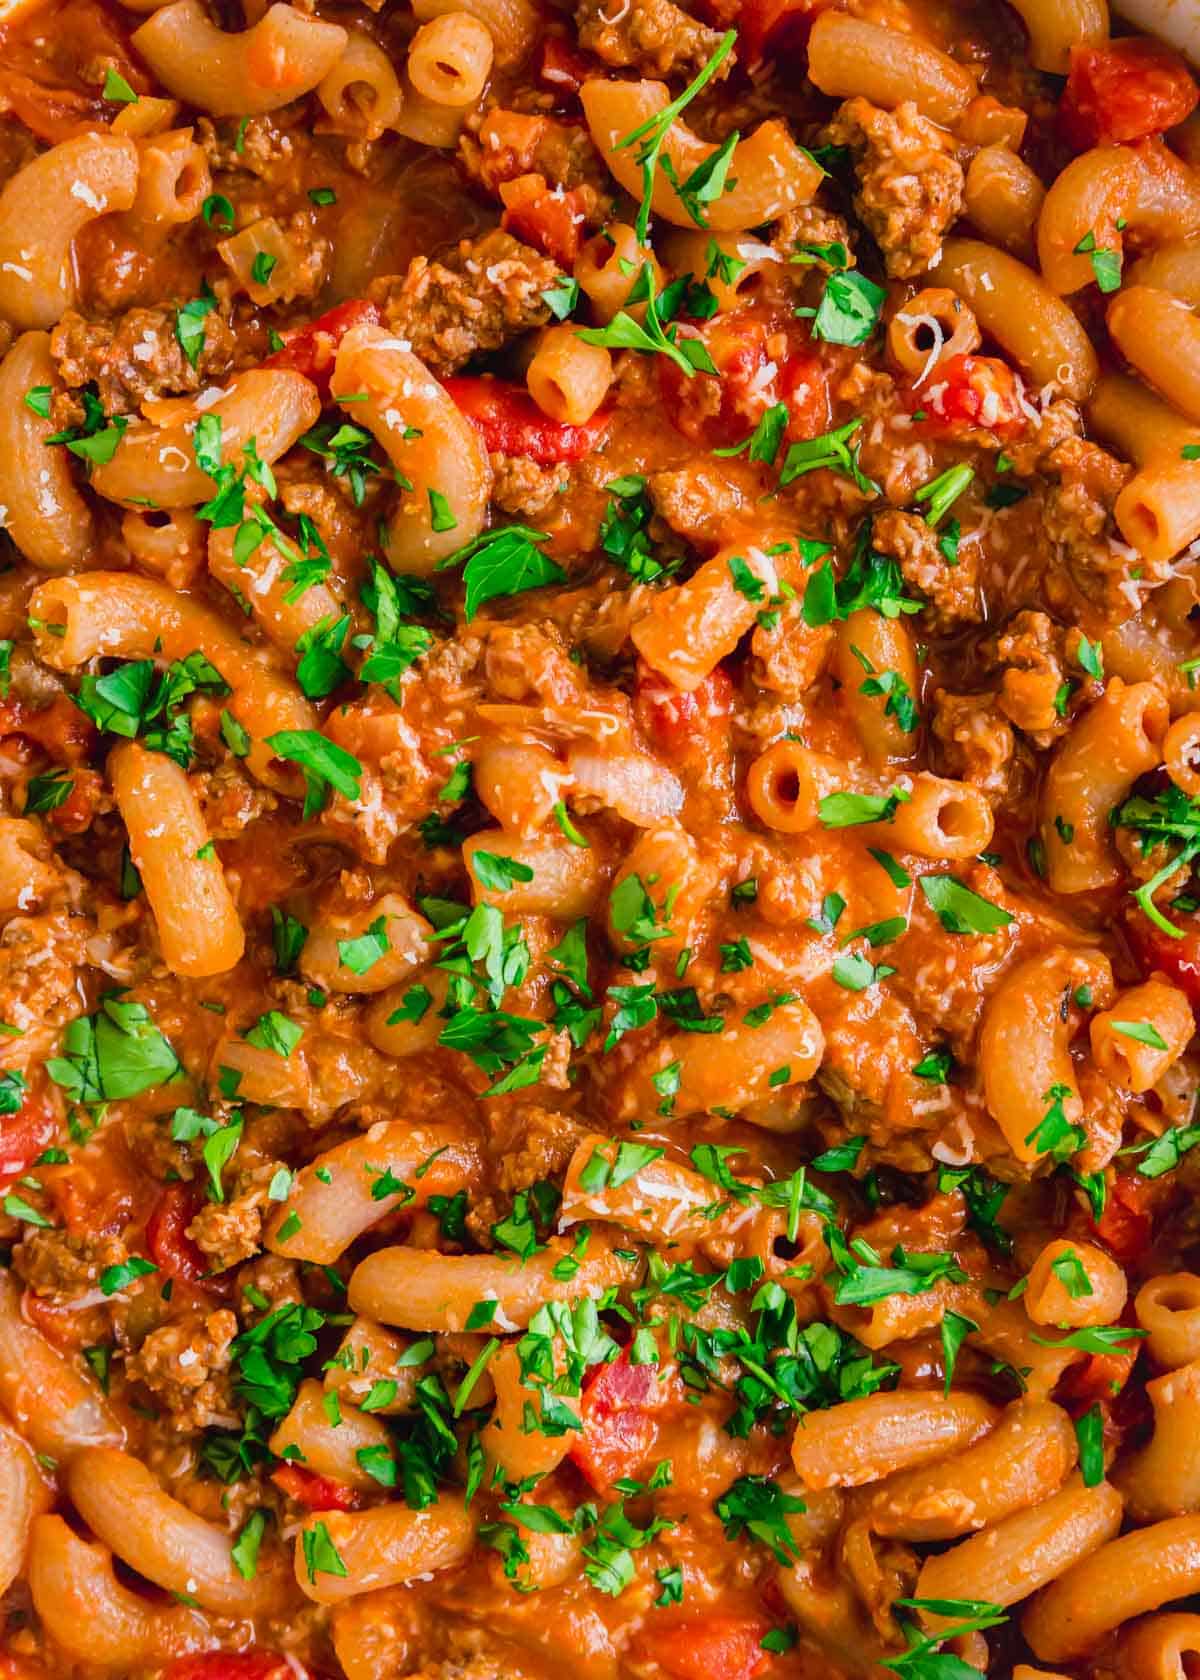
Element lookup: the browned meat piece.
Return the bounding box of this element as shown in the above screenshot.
[460,110,614,219]
[825,97,964,279]
[647,461,752,546]
[1041,436,1133,548]
[931,689,1014,794]
[575,0,731,79]
[196,114,297,180]
[12,1228,128,1304]
[126,1309,239,1432]
[771,203,857,264]
[990,609,1071,740]
[872,507,980,629]
[370,230,558,376]
[234,1254,305,1321]
[187,1162,287,1272]
[490,453,570,520]
[750,599,834,699]
[51,305,237,414]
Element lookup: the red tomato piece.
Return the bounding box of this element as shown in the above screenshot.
[635,1615,771,1680]
[536,35,597,96]
[0,694,96,764]
[914,352,1026,436]
[1127,909,1200,1009]
[1061,38,1199,151]
[499,173,587,266]
[737,0,835,67]
[145,1183,210,1284]
[0,1081,57,1193]
[634,663,735,757]
[1091,1174,1159,1264]
[263,299,381,393]
[571,1351,686,1490]
[162,1656,306,1680]
[659,316,830,450]
[443,375,611,463]
[1056,1349,1138,1410]
[272,1463,360,1512]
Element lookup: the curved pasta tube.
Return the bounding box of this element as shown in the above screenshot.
[629,998,825,1120]
[331,323,491,573]
[978,946,1113,1164]
[299,893,432,995]
[349,1234,639,1331]
[1024,1238,1128,1328]
[528,326,613,426]
[110,742,245,978]
[931,238,1099,399]
[661,228,781,314]
[1039,140,1200,295]
[365,966,452,1058]
[208,518,343,652]
[972,1296,1090,1400]
[89,368,321,509]
[1003,0,1107,72]
[0,1423,49,1598]
[576,222,662,322]
[67,1448,291,1616]
[865,1399,1077,1541]
[964,145,1046,260]
[565,745,684,828]
[632,538,800,692]
[324,1318,425,1414]
[1114,1358,1200,1520]
[1117,1612,1200,1679]
[832,610,919,767]
[294,1497,475,1603]
[265,1120,480,1264]
[407,13,494,107]
[581,79,822,233]
[0,1273,123,1458]
[790,1392,998,1490]
[1090,977,1194,1092]
[132,0,347,116]
[484,1344,581,1481]
[745,740,844,835]
[1040,679,1168,891]
[1023,1514,1200,1663]
[317,33,405,138]
[411,0,536,67]
[1136,1274,1200,1370]
[270,1381,393,1489]
[462,826,607,918]
[915,1477,1123,1620]
[1130,239,1200,305]
[28,1515,208,1667]
[806,11,975,125]
[0,331,94,571]
[27,571,317,793]
[130,127,211,229]
[0,134,138,329]
[1088,372,1200,563]
[880,774,995,859]
[1109,285,1200,424]
[887,287,982,381]
[561,1133,739,1244]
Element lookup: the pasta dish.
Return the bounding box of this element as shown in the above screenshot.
[3,0,1200,1673]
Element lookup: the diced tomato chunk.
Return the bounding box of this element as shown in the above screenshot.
[1061,38,1199,151]
[162,1656,309,1680]
[635,1615,771,1680]
[1127,910,1200,1010]
[635,663,735,757]
[145,1183,210,1284]
[272,1463,360,1511]
[912,352,1026,437]
[263,299,380,393]
[659,316,830,450]
[499,173,587,266]
[571,1350,686,1490]
[0,695,95,764]
[536,35,597,96]
[443,375,611,463]
[1091,1174,1160,1264]
[1056,1349,1138,1410]
[0,1078,58,1193]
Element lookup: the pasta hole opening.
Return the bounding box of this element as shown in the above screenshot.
[770,767,801,808]
[935,797,975,839]
[174,160,205,202]
[1157,1287,1200,1313]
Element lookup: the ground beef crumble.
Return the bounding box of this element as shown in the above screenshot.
[575,0,731,79]
[824,97,964,279]
[370,229,559,376]
[51,305,237,413]
[126,1308,239,1432]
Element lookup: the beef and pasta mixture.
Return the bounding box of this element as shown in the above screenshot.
[6,0,1200,1674]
